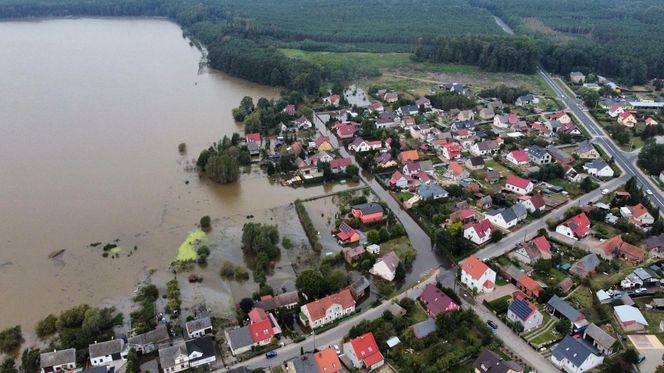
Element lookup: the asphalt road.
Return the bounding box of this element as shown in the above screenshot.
[538,68,664,212]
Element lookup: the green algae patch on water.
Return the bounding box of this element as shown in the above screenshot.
[110,246,122,255]
[176,229,206,262]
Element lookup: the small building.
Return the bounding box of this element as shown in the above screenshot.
[507,295,543,332]
[556,212,591,240]
[582,323,616,356]
[344,245,366,264]
[411,318,437,339]
[550,335,604,373]
[515,94,539,106]
[576,141,599,159]
[546,295,587,329]
[504,175,533,195]
[128,325,170,354]
[299,289,356,329]
[313,347,343,373]
[465,156,485,170]
[517,275,543,298]
[506,150,529,166]
[419,284,460,318]
[366,244,380,255]
[473,349,524,373]
[463,219,494,246]
[89,339,128,367]
[598,235,646,263]
[618,112,637,127]
[387,303,407,319]
[519,194,546,213]
[185,316,213,339]
[40,349,76,373]
[336,223,360,245]
[349,276,371,300]
[583,159,614,178]
[397,150,419,164]
[461,255,496,293]
[569,254,600,278]
[369,251,401,281]
[614,305,648,332]
[570,71,586,84]
[343,332,385,371]
[512,235,552,265]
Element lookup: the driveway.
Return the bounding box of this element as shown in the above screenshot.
[479,283,518,302]
[627,335,664,373]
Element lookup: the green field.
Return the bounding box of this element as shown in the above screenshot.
[176,229,206,262]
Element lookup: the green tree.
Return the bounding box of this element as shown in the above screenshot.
[366,230,380,245]
[296,270,328,299]
[0,359,16,373]
[579,88,599,108]
[638,143,664,175]
[200,216,211,231]
[490,230,504,243]
[125,349,139,373]
[0,326,23,354]
[20,348,40,373]
[555,318,571,335]
[35,314,58,339]
[580,177,595,192]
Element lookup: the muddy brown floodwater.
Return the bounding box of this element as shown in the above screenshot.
[0,18,354,331]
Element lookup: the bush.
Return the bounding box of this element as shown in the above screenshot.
[178,142,186,154]
[0,326,23,354]
[294,199,322,252]
[200,216,211,231]
[234,266,250,281]
[35,314,57,339]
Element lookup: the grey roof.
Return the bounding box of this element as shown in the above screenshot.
[527,145,548,159]
[546,145,572,162]
[186,316,212,334]
[186,335,216,361]
[486,208,516,223]
[411,318,436,339]
[508,298,536,321]
[40,349,76,368]
[388,303,407,318]
[468,156,485,167]
[288,353,319,372]
[614,305,648,325]
[452,120,476,130]
[351,202,384,215]
[89,339,124,358]
[227,367,251,373]
[351,276,370,293]
[576,141,594,154]
[552,336,600,368]
[158,341,188,369]
[419,160,434,172]
[634,267,657,281]
[645,234,664,249]
[583,323,616,349]
[400,104,419,113]
[129,325,170,347]
[418,184,448,200]
[584,158,609,170]
[377,251,400,272]
[80,367,111,373]
[473,349,524,373]
[476,140,498,151]
[571,254,600,274]
[511,204,528,219]
[547,295,582,322]
[226,326,253,350]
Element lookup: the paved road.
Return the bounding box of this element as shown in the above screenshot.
[538,68,664,212]
[313,112,449,284]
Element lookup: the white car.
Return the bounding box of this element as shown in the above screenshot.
[601,189,609,195]
[646,189,653,195]
[334,344,341,355]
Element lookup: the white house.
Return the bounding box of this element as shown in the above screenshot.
[608,103,624,118]
[583,159,614,178]
[556,213,591,240]
[348,137,382,153]
[40,349,76,373]
[519,195,546,213]
[551,336,604,373]
[159,336,217,373]
[343,332,384,371]
[89,339,128,367]
[299,289,356,329]
[484,208,518,230]
[507,297,543,332]
[505,175,534,195]
[620,203,655,227]
[463,219,494,246]
[185,316,213,339]
[461,255,496,293]
[369,252,400,281]
[506,150,529,166]
[366,244,380,255]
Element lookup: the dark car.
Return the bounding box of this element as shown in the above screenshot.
[266,351,278,358]
[487,320,498,329]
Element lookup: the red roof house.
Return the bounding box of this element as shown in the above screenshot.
[507,150,529,165]
[556,212,591,240]
[299,289,356,329]
[343,332,385,371]
[246,133,262,143]
[334,122,359,139]
[419,284,460,318]
[505,175,534,195]
[517,275,543,298]
[337,223,360,244]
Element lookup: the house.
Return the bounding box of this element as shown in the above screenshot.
[376,111,399,128]
[185,316,212,339]
[160,336,216,372]
[478,107,495,120]
[519,194,546,213]
[400,116,417,128]
[582,323,616,356]
[402,160,421,176]
[512,235,552,264]
[565,167,582,183]
[418,184,448,201]
[334,122,358,139]
[546,295,587,328]
[389,171,409,189]
[411,319,437,339]
[449,209,475,225]
[556,212,591,240]
[383,91,398,103]
[89,339,128,367]
[315,136,333,152]
[484,170,501,184]
[465,156,485,170]
[299,289,356,329]
[343,332,384,371]
[336,223,360,244]
[398,104,419,116]
[517,275,543,298]
[348,137,382,152]
[40,349,76,373]
[253,291,299,312]
[419,284,460,318]
[583,159,614,178]
[546,146,574,165]
[128,325,170,354]
[551,336,604,373]
[470,140,500,156]
[570,71,585,83]
[329,157,352,173]
[285,353,319,373]
[515,94,539,106]
[324,95,341,107]
[569,254,600,278]
[447,161,468,180]
[463,219,494,246]
[441,142,461,160]
[226,316,276,356]
[618,112,637,127]
[375,153,397,168]
[504,175,533,195]
[620,203,655,227]
[397,150,419,163]
[415,97,431,109]
[526,145,552,165]
[344,246,366,264]
[576,141,599,159]
[351,203,384,224]
[646,116,659,126]
[485,208,518,230]
[614,305,648,332]
[349,276,370,300]
[599,235,646,263]
[507,295,543,332]
[461,255,496,293]
[493,113,520,129]
[370,251,400,281]
[451,119,476,132]
[368,101,384,114]
[457,110,475,121]
[506,150,529,166]
[473,350,524,373]
[282,104,296,115]
[295,116,312,129]
[313,348,343,373]
[245,133,261,143]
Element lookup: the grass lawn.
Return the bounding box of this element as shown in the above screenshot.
[448,362,474,373]
[533,268,568,287]
[381,236,417,261]
[634,297,664,333]
[176,229,206,262]
[485,160,516,180]
[396,191,414,202]
[410,303,431,323]
[549,178,584,198]
[590,261,636,290]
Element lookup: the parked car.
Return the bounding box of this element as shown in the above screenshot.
[334,344,341,355]
[266,351,278,358]
[601,189,609,195]
[487,320,498,329]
